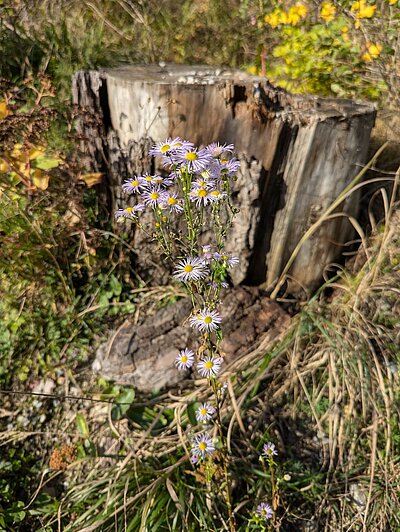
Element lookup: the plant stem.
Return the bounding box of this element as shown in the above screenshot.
[211,378,236,532]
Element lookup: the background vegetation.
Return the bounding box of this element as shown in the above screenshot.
[0,0,399,530]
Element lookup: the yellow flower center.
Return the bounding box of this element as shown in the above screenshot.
[204,316,212,324]
[125,207,133,213]
[185,152,198,161]
[145,176,153,181]
[131,180,140,187]
[184,265,194,273]
[211,191,220,196]
[200,408,207,416]
[172,142,182,148]
[150,192,159,200]
[161,144,171,153]
[197,188,207,197]
[199,442,207,451]
[205,361,214,369]
[181,355,188,363]
[167,197,177,205]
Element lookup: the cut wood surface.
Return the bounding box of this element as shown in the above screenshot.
[73,64,376,294]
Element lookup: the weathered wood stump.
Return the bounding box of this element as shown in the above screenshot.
[93,287,289,392]
[73,64,376,293]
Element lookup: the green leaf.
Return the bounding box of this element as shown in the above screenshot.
[109,275,122,296]
[186,402,198,426]
[111,387,135,420]
[7,501,26,523]
[83,438,97,456]
[34,156,60,171]
[75,413,90,438]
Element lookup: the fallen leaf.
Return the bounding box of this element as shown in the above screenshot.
[29,146,46,160]
[0,100,8,119]
[79,172,103,187]
[32,169,50,190]
[0,159,9,173]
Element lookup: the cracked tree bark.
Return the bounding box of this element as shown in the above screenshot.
[72,64,376,294]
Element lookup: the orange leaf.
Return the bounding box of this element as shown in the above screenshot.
[0,100,8,119]
[79,172,103,187]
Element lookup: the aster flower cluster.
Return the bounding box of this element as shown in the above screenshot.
[115,138,240,225]
[118,139,241,519]
[252,441,279,524]
[172,248,239,290]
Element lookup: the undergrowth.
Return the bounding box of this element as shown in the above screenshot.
[0,1,399,530]
[10,181,397,531]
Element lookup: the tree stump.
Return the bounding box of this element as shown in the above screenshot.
[72,64,376,294]
[93,287,289,393]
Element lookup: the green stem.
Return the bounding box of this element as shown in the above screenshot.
[269,460,277,527]
[211,378,236,532]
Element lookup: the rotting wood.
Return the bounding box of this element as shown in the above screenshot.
[93,287,289,392]
[72,64,376,294]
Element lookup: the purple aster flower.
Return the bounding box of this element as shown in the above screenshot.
[220,157,240,177]
[160,192,184,214]
[191,177,216,190]
[200,245,215,264]
[220,253,239,268]
[189,308,222,332]
[208,281,229,289]
[191,432,215,459]
[208,189,227,203]
[189,187,213,207]
[139,173,158,187]
[142,185,165,207]
[262,442,278,457]
[175,348,195,370]
[200,166,222,181]
[172,147,212,173]
[149,137,193,157]
[114,204,145,219]
[152,174,174,187]
[256,502,273,520]
[205,142,235,158]
[197,356,223,378]
[190,454,199,465]
[195,402,216,423]
[121,176,146,194]
[173,257,208,282]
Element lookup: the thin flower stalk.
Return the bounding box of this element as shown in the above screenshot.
[117,137,240,531]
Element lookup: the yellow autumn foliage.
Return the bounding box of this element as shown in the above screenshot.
[265,3,307,28]
[350,0,376,19]
[0,100,8,119]
[362,42,382,61]
[79,172,103,187]
[32,169,50,190]
[320,2,336,22]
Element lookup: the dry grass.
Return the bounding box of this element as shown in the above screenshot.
[2,162,399,530]
[43,179,400,529]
